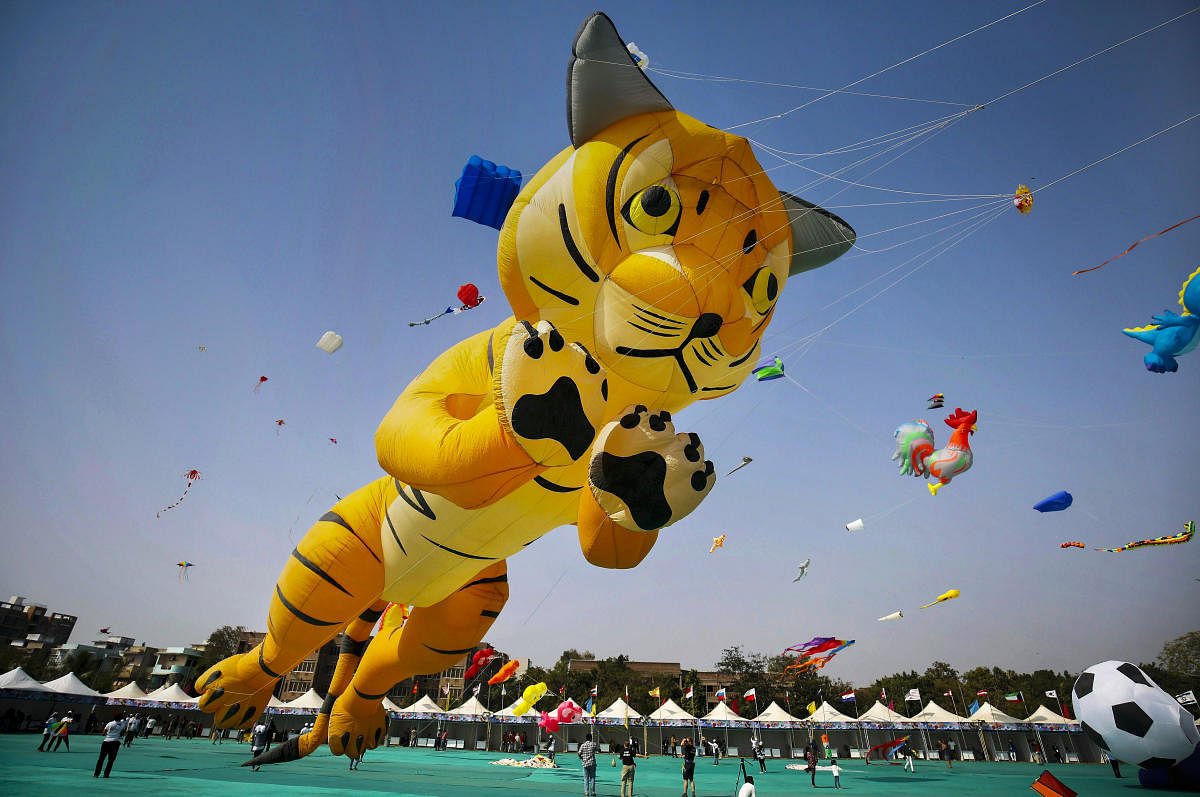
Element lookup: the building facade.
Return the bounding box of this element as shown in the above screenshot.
[0,596,77,649]
[277,638,340,700]
[150,646,203,688]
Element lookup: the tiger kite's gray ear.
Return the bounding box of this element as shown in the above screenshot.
[780,192,856,275]
[567,12,673,148]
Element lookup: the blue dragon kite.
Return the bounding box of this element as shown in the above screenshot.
[1123,266,1200,373]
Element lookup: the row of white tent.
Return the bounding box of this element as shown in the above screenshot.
[0,668,1080,727]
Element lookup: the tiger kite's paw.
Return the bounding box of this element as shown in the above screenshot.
[195,656,279,729]
[497,319,608,466]
[328,696,388,758]
[587,405,715,531]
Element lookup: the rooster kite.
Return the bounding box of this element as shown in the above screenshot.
[892,408,978,496]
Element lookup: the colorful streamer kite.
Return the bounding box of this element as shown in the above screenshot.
[176,561,194,581]
[158,469,201,518]
[779,637,855,678]
[1060,541,1085,549]
[1095,521,1194,552]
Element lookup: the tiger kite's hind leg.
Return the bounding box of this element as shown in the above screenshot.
[327,561,510,758]
[196,479,390,729]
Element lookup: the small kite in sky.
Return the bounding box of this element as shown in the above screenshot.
[408,284,486,327]
[845,518,865,532]
[1013,184,1033,216]
[254,376,268,393]
[877,611,903,622]
[1060,541,1085,549]
[158,469,201,518]
[329,437,338,445]
[1095,521,1194,552]
[98,627,111,634]
[176,561,194,581]
[274,419,286,433]
[452,155,523,230]
[919,589,960,609]
[927,393,944,410]
[725,456,753,476]
[315,331,344,354]
[488,659,520,685]
[793,558,811,582]
[626,41,650,69]
[709,534,726,553]
[752,355,785,381]
[197,346,206,352]
[1034,491,1073,512]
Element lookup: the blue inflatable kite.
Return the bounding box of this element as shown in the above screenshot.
[452,155,522,230]
[1034,491,1073,512]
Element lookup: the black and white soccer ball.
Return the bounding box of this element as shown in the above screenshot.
[1072,660,1200,770]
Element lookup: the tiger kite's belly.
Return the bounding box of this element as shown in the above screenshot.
[379,477,578,606]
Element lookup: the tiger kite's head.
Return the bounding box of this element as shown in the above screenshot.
[497,13,854,414]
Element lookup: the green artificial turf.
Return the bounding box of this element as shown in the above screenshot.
[0,734,1144,796]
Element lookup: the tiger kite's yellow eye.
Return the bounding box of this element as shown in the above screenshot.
[742,267,779,315]
[622,185,681,237]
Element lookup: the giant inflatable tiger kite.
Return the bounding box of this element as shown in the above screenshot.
[196,12,855,765]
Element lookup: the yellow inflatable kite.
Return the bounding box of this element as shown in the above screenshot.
[196,13,855,766]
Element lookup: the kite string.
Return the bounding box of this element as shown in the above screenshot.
[1072,213,1200,275]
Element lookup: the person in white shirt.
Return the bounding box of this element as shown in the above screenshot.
[94,711,128,778]
[737,774,756,797]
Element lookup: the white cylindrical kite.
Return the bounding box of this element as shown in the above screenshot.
[877,610,903,622]
[845,518,865,532]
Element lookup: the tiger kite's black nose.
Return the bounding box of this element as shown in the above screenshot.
[690,313,722,339]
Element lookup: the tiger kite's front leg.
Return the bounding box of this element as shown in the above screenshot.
[327,561,510,758]
[577,405,715,568]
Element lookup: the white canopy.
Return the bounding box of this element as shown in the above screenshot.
[700,701,744,722]
[447,696,490,717]
[596,698,641,720]
[283,688,323,711]
[0,667,52,692]
[1024,704,1078,725]
[911,700,968,723]
[103,682,148,700]
[648,698,697,721]
[492,697,527,717]
[144,683,198,703]
[857,700,910,723]
[751,700,803,723]
[42,673,103,697]
[398,694,445,714]
[966,701,1023,724]
[267,695,288,708]
[808,701,857,723]
[382,696,405,713]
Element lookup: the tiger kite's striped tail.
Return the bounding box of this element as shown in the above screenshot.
[243,603,386,767]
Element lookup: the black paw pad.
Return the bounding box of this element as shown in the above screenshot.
[601,379,608,400]
[659,410,671,422]
[591,451,672,530]
[683,443,700,462]
[634,404,648,414]
[691,470,709,491]
[511,377,596,460]
[584,353,600,374]
[547,329,565,351]
[523,335,544,359]
[620,411,640,428]
[649,414,666,432]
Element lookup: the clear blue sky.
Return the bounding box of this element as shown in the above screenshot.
[1,1,1197,687]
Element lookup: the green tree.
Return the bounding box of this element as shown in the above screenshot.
[192,625,246,687]
[1156,631,1200,676]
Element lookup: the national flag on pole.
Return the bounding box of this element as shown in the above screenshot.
[715,687,726,701]
[442,683,450,695]
[943,690,953,697]
[1044,689,1058,699]
[649,687,660,698]
[976,689,988,696]
[744,688,757,701]
[968,700,980,715]
[904,689,920,702]
[624,685,629,699]
[412,681,419,695]
[841,691,855,702]
[559,684,566,697]
[685,686,694,700]
[472,683,481,696]
[591,685,598,697]
[1176,690,1197,706]
[1005,691,1021,703]
[880,687,887,700]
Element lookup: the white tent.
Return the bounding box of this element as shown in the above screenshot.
[648,698,697,721]
[807,702,857,723]
[103,682,148,700]
[1024,705,1078,726]
[492,697,527,717]
[751,701,803,723]
[446,696,490,717]
[911,700,968,723]
[0,667,52,692]
[144,684,198,704]
[382,696,405,713]
[596,698,641,720]
[700,701,743,722]
[283,688,323,711]
[397,694,445,714]
[857,700,909,723]
[266,695,288,708]
[966,701,1023,724]
[42,673,103,697]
